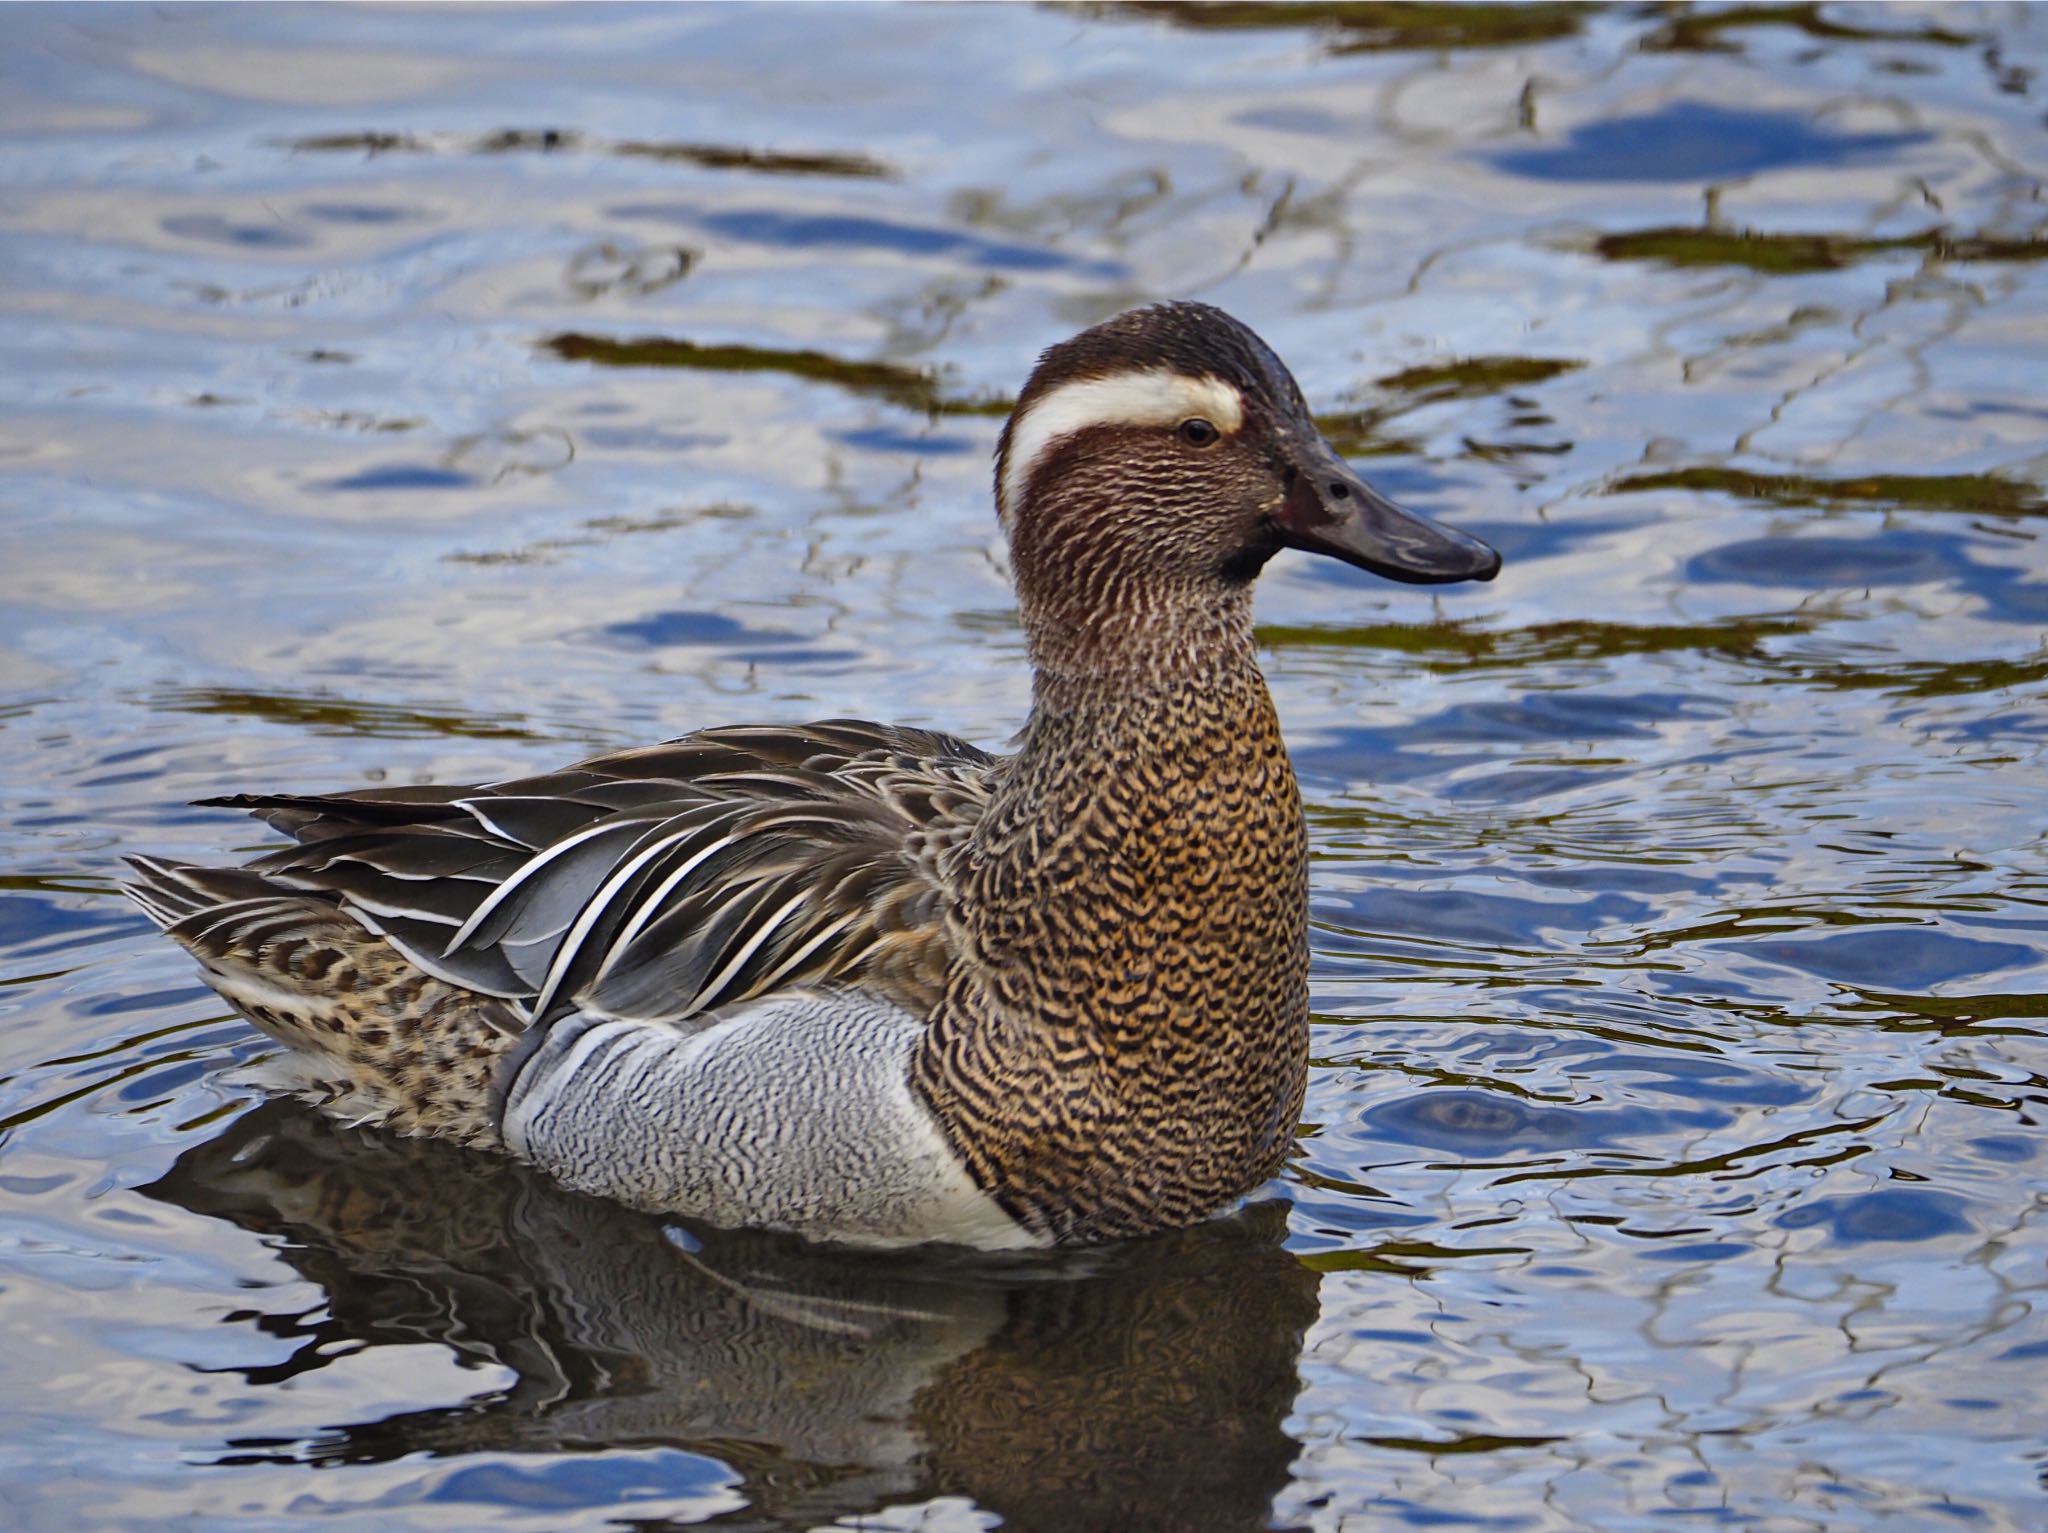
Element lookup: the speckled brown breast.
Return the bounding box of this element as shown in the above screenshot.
[913,651,1311,1243]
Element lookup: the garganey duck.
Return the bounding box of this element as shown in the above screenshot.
[127,302,1500,1249]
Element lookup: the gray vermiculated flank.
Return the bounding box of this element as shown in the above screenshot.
[501,991,1033,1249]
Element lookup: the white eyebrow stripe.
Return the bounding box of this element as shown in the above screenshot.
[1001,368,1245,517]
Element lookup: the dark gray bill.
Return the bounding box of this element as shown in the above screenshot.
[1275,444,1501,585]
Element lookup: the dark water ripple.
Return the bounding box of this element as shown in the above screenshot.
[2,3,2046,1531]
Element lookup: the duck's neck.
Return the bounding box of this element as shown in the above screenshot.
[914,581,1311,1242]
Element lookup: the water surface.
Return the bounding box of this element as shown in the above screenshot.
[3,4,2046,1530]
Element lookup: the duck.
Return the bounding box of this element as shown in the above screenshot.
[125,301,1500,1250]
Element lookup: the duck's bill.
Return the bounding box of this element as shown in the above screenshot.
[1276,449,1501,585]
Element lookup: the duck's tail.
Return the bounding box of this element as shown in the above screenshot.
[123,856,523,1149]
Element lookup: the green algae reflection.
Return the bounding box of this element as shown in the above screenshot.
[1595,225,2048,275]
[1610,466,2048,518]
[1315,355,1582,456]
[1639,3,1981,54]
[1257,615,1810,670]
[544,333,1011,418]
[1093,2,1584,52]
[153,688,543,742]
[283,129,892,179]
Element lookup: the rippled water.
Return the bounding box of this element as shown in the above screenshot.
[3,4,2046,1529]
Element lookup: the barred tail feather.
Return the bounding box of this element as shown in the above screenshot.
[122,856,522,1149]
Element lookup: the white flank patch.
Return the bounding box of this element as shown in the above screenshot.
[1000,368,1245,518]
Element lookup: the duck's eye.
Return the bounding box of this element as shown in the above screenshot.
[1178,417,1221,448]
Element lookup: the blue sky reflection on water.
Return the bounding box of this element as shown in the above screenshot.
[1488,99,1934,182]
[1,3,2046,1531]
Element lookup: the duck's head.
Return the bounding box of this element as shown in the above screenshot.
[995,303,1499,635]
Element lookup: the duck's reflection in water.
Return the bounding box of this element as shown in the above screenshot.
[146,1100,1321,1532]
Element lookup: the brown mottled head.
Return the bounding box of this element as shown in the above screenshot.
[994,303,1500,617]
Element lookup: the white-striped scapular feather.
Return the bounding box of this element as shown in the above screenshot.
[127,301,1501,1249]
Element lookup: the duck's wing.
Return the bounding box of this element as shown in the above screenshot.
[194,719,999,1027]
